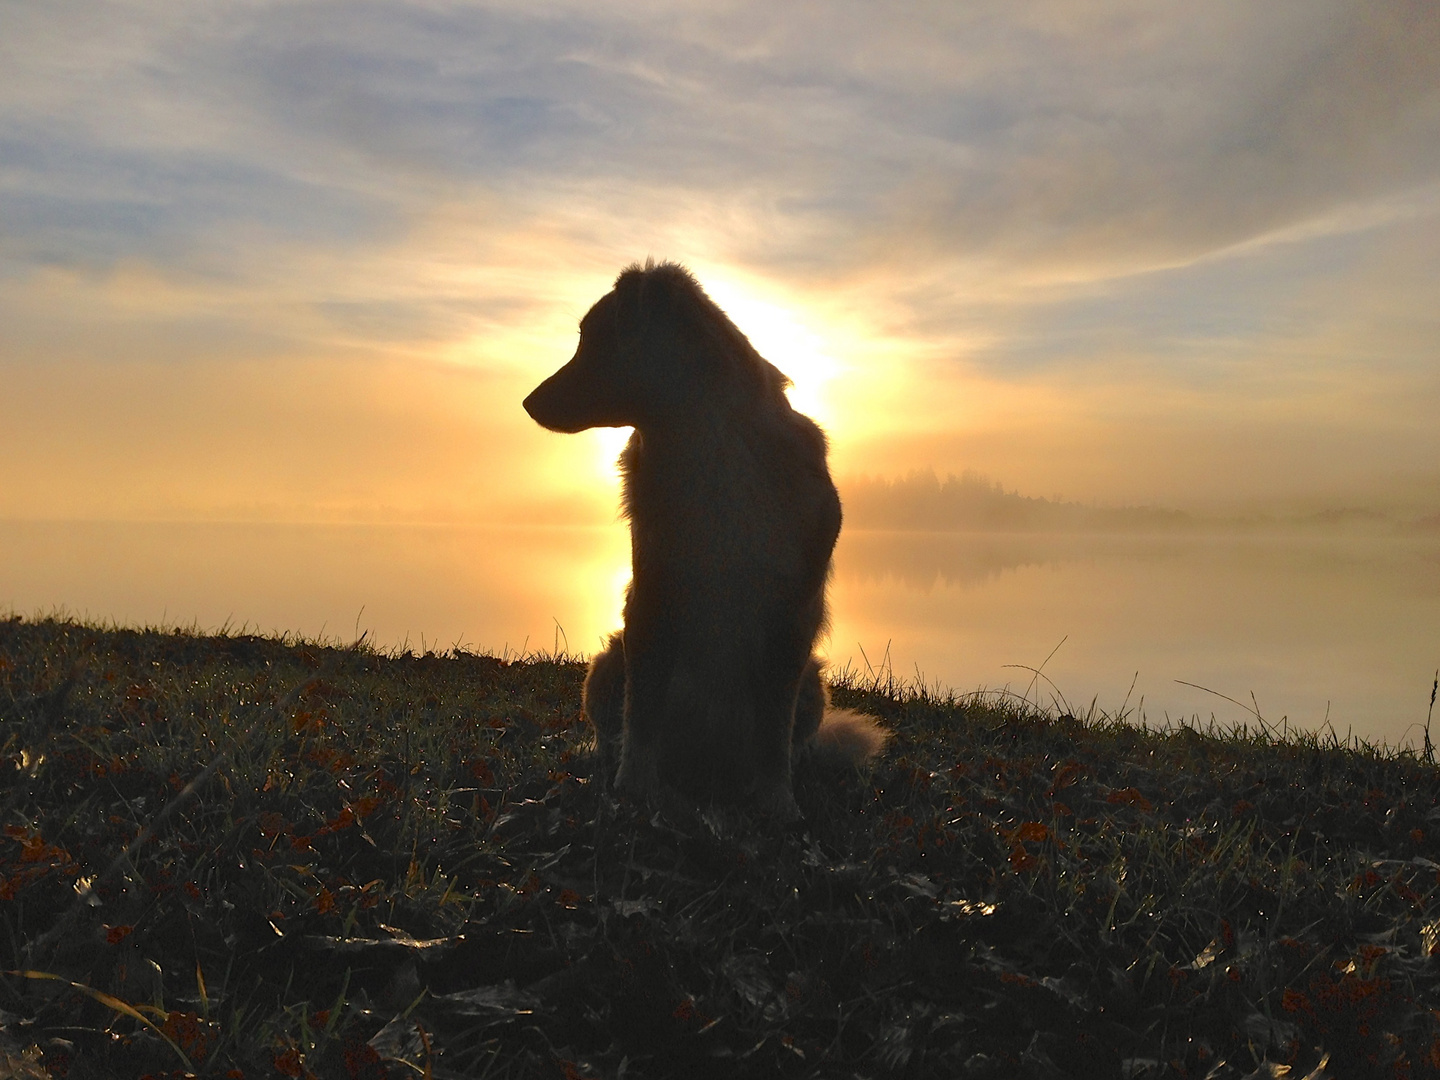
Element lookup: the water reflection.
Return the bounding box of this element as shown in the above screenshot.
[826,530,1440,748]
[836,530,1198,590]
[2,521,1437,747]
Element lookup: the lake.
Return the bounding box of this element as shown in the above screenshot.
[3,521,1437,748]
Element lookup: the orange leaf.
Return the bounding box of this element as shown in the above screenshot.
[161,1010,212,1060]
[1105,787,1153,812]
[1009,846,1039,872]
[20,835,60,863]
[1047,761,1083,796]
[322,807,355,833]
[470,759,496,784]
[273,1047,303,1078]
[1013,821,1049,844]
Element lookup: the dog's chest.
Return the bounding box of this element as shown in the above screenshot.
[624,427,826,581]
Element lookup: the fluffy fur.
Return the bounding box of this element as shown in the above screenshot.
[525,261,887,818]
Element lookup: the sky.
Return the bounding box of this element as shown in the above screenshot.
[3,0,1440,525]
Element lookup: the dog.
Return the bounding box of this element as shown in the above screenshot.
[524,261,886,818]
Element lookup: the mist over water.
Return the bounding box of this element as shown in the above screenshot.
[0,521,630,657]
[3,520,1437,748]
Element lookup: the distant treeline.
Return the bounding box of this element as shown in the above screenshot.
[840,469,1440,534]
[841,469,1191,532]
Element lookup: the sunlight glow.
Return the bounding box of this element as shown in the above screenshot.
[603,558,632,639]
[589,426,634,492]
[701,278,841,427]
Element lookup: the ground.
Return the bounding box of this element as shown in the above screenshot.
[2,616,1439,1078]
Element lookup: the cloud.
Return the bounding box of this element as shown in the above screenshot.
[8,1,1431,277]
[1,0,1438,518]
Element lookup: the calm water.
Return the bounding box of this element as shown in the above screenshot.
[3,521,1438,747]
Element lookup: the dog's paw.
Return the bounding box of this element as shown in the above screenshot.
[752,782,803,824]
[615,749,661,800]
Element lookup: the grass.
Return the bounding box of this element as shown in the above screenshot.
[2,615,1440,1078]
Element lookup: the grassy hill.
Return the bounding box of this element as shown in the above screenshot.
[2,616,1439,1078]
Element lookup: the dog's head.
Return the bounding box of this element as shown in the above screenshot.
[523,261,788,433]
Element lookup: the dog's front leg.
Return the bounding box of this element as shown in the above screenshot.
[752,692,802,823]
[582,634,626,788]
[615,639,665,798]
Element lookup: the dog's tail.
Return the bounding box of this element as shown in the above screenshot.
[806,706,890,769]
